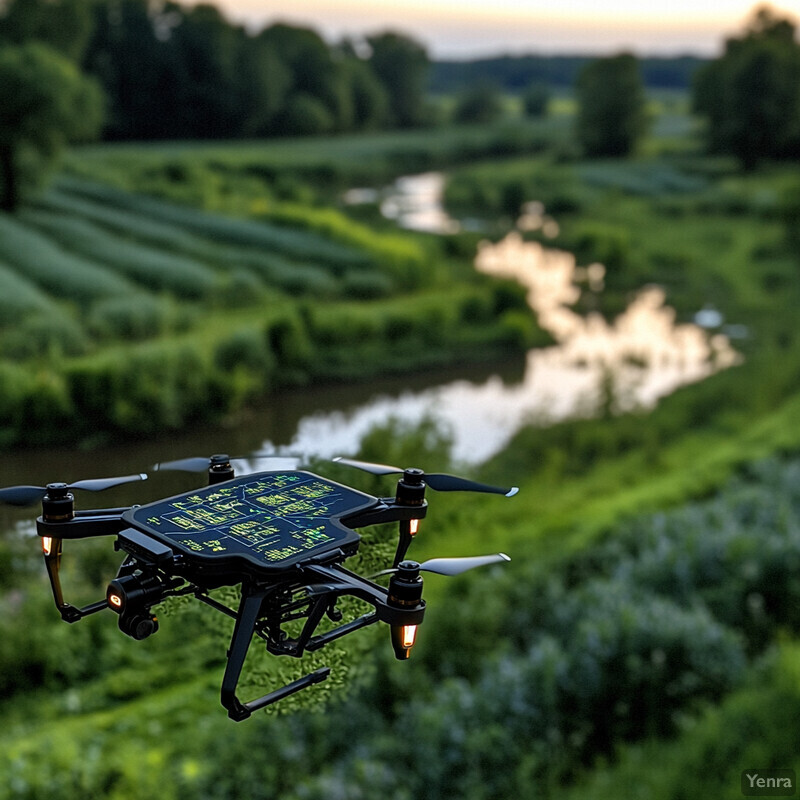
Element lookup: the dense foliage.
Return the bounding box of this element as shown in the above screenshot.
[693,7,800,168]
[0,42,103,210]
[2,446,800,799]
[0,0,432,142]
[575,54,648,157]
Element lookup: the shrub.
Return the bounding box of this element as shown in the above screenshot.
[567,221,631,273]
[1,313,88,360]
[266,313,313,380]
[523,82,550,117]
[87,295,170,341]
[340,270,393,300]
[211,269,266,308]
[214,328,275,375]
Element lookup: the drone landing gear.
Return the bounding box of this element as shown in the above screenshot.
[42,535,110,623]
[220,583,332,721]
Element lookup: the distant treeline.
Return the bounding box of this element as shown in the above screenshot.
[430,54,709,94]
[0,0,432,141]
[0,0,709,147]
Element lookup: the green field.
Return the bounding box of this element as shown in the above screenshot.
[0,139,549,447]
[2,96,800,798]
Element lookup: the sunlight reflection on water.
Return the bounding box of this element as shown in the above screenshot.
[278,182,741,465]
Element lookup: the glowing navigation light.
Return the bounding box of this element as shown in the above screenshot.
[108,593,123,610]
[410,519,420,536]
[41,537,53,556]
[391,624,418,659]
[401,625,417,649]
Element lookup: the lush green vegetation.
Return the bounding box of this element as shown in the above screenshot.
[0,162,545,447]
[1,6,800,797]
[3,435,800,799]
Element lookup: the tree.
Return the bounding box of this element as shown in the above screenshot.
[340,54,389,131]
[367,32,430,128]
[167,3,252,138]
[692,6,800,169]
[0,0,94,62]
[0,42,104,211]
[83,0,172,139]
[258,24,353,134]
[522,81,550,117]
[453,81,504,124]
[575,53,647,157]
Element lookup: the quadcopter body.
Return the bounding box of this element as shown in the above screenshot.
[20,456,515,720]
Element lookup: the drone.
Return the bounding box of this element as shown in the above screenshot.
[1,454,516,721]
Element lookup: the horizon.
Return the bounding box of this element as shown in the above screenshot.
[188,0,800,59]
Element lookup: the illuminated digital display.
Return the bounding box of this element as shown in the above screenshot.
[124,471,374,571]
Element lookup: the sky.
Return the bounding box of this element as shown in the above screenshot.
[198,0,800,59]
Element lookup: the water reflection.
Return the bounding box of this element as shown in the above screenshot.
[378,173,461,235]
[273,234,739,465]
[476,232,740,411]
[345,172,464,235]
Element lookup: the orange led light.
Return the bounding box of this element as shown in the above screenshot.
[410,519,420,536]
[108,594,123,609]
[402,625,417,649]
[41,537,53,557]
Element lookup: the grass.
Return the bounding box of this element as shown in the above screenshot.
[65,116,571,191]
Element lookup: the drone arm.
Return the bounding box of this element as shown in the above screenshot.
[37,509,130,540]
[341,499,427,569]
[38,531,110,623]
[305,611,380,652]
[392,518,421,567]
[302,563,426,627]
[341,498,427,529]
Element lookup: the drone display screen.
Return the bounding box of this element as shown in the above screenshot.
[124,471,374,572]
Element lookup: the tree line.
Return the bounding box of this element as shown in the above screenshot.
[431,53,706,94]
[0,0,431,141]
[575,6,800,168]
[0,1,798,211]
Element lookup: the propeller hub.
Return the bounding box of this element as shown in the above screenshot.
[397,560,421,580]
[396,470,426,506]
[42,483,74,522]
[210,454,231,466]
[402,468,424,484]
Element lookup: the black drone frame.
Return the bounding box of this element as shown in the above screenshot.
[32,459,511,721]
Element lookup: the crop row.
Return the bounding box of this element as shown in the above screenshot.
[35,186,399,302]
[0,215,136,305]
[58,176,374,271]
[20,209,218,299]
[0,259,58,323]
